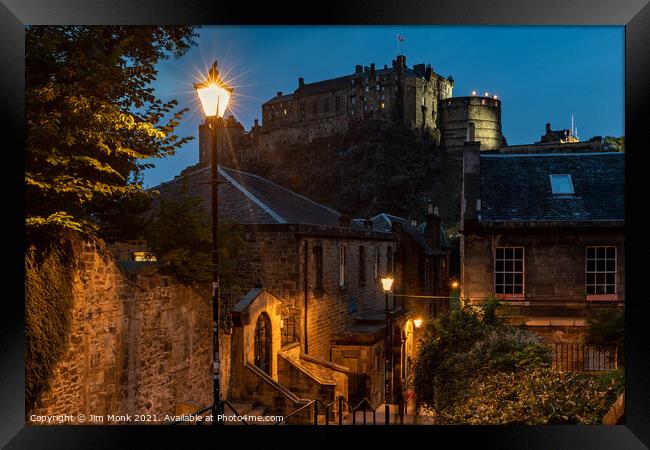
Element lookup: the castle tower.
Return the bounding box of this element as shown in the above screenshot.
[440,95,506,155]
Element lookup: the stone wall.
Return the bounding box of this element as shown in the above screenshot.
[29,239,212,424]
[461,230,625,343]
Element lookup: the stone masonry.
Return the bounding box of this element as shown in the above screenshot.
[29,239,211,424]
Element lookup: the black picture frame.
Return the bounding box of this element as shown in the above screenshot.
[3,1,648,448]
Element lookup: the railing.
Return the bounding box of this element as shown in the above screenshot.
[168,400,249,425]
[552,343,618,372]
[274,395,378,425]
[171,395,381,425]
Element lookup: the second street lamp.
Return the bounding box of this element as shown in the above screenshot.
[381,275,394,425]
[194,60,232,426]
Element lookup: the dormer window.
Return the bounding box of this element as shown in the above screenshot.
[550,174,574,195]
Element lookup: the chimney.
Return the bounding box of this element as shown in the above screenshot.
[363,218,374,230]
[461,141,482,226]
[299,77,304,87]
[364,66,370,73]
[254,119,259,128]
[396,55,406,68]
[277,91,283,97]
[370,63,375,74]
[338,214,351,227]
[546,122,552,133]
[384,64,388,69]
[355,65,363,74]
[424,203,442,251]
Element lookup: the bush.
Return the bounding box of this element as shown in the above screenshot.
[429,367,622,424]
[585,308,624,365]
[413,300,552,412]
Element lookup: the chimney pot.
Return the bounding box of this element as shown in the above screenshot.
[277,91,283,97]
[298,77,305,87]
[355,65,363,74]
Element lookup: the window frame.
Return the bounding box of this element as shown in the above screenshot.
[374,247,380,280]
[585,246,617,300]
[549,174,575,195]
[358,245,366,286]
[494,246,525,299]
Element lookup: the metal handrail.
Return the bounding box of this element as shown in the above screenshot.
[168,400,250,425]
[273,399,315,425]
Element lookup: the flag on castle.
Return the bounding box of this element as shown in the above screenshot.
[397,34,406,43]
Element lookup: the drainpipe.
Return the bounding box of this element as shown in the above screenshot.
[303,240,309,354]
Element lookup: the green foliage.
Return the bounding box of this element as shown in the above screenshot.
[145,189,245,291]
[26,26,198,241]
[25,233,80,414]
[413,301,621,423]
[413,301,552,412]
[430,367,622,424]
[603,136,625,152]
[584,308,624,365]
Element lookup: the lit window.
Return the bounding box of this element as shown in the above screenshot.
[586,246,616,295]
[495,247,524,295]
[133,251,156,262]
[381,102,385,109]
[365,86,369,92]
[549,174,574,195]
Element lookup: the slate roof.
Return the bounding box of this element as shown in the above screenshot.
[367,213,450,255]
[218,166,344,226]
[154,165,393,231]
[479,152,624,223]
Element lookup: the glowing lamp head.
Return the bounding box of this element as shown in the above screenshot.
[381,276,394,293]
[413,318,423,328]
[471,90,476,96]
[194,61,233,118]
[493,94,498,100]
[484,92,489,97]
[451,280,459,289]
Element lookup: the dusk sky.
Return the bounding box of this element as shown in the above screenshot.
[143,26,624,188]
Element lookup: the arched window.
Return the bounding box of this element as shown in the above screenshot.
[254,313,272,375]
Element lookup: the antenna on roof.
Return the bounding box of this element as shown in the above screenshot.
[571,113,575,137]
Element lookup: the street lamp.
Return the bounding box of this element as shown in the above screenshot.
[381,275,394,425]
[194,60,232,426]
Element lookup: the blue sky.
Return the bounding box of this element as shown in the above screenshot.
[144,25,624,187]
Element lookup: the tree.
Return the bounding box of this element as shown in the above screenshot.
[603,136,625,152]
[145,187,245,290]
[25,26,198,241]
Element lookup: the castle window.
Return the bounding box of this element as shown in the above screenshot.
[299,103,305,118]
[351,97,356,105]
[324,98,330,112]
[381,102,385,109]
[335,96,341,111]
[376,84,380,91]
[312,101,317,115]
[283,109,287,115]
[381,94,385,100]
[365,86,369,92]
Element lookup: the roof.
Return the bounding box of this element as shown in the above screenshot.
[218,166,344,226]
[153,165,393,232]
[479,152,624,223]
[368,213,450,255]
[262,66,423,104]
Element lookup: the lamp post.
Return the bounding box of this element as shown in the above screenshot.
[381,275,394,425]
[194,61,233,426]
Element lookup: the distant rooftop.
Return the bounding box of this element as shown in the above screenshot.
[480,152,624,223]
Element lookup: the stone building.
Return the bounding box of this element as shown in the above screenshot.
[460,140,624,347]
[257,55,454,154]
[154,153,451,417]
[537,122,579,144]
